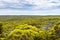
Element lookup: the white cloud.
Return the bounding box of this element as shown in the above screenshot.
[31,0,60,9]
[0,0,60,10]
[0,1,6,7]
[0,9,60,15]
[2,0,19,3]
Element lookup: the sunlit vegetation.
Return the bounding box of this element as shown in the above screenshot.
[0,15,60,40]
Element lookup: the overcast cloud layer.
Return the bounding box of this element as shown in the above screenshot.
[0,0,60,15]
[0,0,60,10]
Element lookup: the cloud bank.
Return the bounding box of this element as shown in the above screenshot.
[0,0,60,10]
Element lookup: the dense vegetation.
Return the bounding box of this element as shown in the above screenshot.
[0,15,60,40]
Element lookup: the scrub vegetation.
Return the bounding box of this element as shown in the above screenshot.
[0,15,60,40]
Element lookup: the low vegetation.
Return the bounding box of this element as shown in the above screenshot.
[0,15,60,40]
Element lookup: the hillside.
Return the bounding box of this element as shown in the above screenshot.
[0,15,60,40]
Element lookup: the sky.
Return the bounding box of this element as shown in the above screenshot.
[0,0,60,15]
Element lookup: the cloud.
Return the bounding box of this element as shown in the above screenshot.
[0,9,60,15]
[2,0,19,3]
[0,0,60,10]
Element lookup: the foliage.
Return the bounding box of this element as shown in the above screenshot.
[0,16,60,40]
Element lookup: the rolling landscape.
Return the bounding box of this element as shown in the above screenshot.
[0,15,60,40]
[0,0,60,40]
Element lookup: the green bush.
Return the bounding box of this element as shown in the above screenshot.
[7,24,40,40]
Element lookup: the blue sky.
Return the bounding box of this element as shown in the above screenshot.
[0,0,60,15]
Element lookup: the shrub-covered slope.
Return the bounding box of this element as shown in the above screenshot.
[0,16,60,40]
